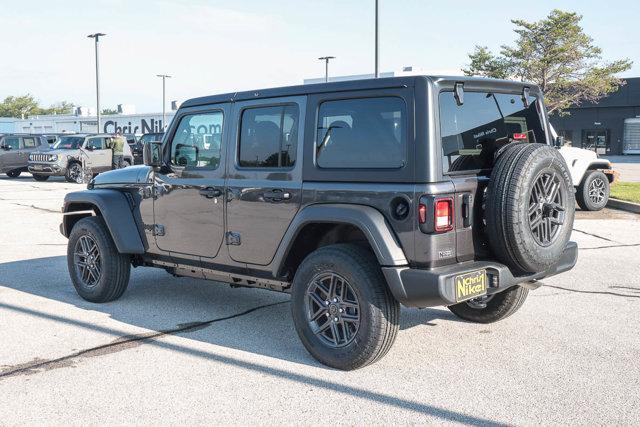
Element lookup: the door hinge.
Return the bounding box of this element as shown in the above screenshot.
[153,224,165,236]
[226,231,241,246]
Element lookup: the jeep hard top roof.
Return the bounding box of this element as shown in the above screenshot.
[181,75,538,108]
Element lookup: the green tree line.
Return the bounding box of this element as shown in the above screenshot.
[0,95,76,118]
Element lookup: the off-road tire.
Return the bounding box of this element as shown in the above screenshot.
[67,216,130,303]
[123,159,131,168]
[65,162,82,183]
[448,286,529,323]
[32,174,49,181]
[486,143,574,275]
[576,170,609,211]
[6,170,21,178]
[291,244,399,370]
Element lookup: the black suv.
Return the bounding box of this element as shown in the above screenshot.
[61,76,577,369]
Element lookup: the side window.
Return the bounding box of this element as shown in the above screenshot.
[238,105,298,168]
[87,138,105,150]
[316,97,406,169]
[171,111,223,169]
[2,137,20,150]
[23,137,37,148]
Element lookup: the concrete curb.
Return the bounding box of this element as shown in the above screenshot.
[607,198,640,214]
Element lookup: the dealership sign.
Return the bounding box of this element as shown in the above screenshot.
[103,117,169,134]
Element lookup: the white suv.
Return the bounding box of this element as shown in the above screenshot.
[28,134,133,183]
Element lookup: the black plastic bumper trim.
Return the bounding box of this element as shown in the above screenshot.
[383,241,578,308]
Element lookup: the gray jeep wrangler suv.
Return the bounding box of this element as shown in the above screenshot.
[61,76,577,370]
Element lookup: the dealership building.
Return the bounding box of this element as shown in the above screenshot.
[550,77,640,155]
[0,110,175,136]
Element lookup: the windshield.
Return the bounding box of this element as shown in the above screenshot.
[53,136,84,150]
[439,91,546,173]
[139,133,163,143]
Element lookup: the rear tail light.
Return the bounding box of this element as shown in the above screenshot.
[434,198,454,232]
[513,133,527,140]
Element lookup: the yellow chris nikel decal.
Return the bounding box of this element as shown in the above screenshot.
[455,270,487,301]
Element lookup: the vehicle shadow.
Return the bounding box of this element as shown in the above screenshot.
[0,256,458,368]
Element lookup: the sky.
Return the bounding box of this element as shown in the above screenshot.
[1,0,638,113]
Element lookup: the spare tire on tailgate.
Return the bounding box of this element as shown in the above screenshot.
[485,143,574,275]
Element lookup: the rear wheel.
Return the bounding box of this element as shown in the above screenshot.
[448,285,529,323]
[291,244,399,370]
[32,174,49,182]
[6,170,21,178]
[67,216,130,303]
[576,170,609,211]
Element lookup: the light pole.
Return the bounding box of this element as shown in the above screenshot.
[374,0,379,78]
[87,33,106,132]
[156,74,171,130]
[318,56,335,83]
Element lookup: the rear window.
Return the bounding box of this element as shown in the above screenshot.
[316,97,406,169]
[439,91,546,173]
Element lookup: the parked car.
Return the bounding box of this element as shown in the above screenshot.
[60,76,577,369]
[0,134,49,179]
[550,126,614,211]
[28,134,134,183]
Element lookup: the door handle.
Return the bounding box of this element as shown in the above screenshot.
[263,189,291,202]
[199,187,222,198]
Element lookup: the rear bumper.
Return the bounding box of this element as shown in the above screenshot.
[382,241,578,308]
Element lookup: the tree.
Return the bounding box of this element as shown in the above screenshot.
[0,96,75,118]
[45,101,75,115]
[0,95,41,119]
[463,10,633,115]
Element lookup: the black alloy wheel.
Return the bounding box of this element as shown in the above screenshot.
[305,272,361,348]
[73,235,102,288]
[528,171,566,247]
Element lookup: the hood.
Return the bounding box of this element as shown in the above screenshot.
[91,165,153,188]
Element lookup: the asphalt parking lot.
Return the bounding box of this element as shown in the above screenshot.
[1,175,639,425]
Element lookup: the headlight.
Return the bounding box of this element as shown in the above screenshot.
[48,154,58,162]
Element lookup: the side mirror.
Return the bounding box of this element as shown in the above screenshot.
[85,145,94,151]
[143,141,163,169]
[554,136,564,148]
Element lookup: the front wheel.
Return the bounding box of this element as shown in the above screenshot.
[67,216,131,302]
[65,162,83,183]
[291,244,399,370]
[447,285,529,323]
[576,170,610,211]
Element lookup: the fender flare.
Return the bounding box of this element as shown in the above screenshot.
[272,204,408,277]
[62,189,145,254]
